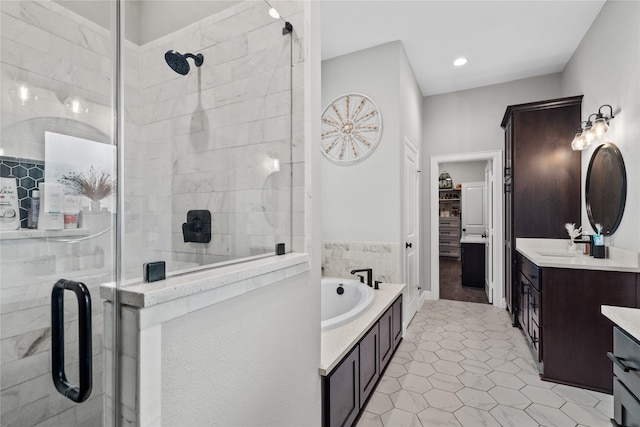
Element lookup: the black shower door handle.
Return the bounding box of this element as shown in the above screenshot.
[51,279,92,403]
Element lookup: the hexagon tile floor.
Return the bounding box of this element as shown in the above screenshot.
[357,299,613,427]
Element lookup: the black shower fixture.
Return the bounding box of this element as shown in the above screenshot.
[164,50,204,75]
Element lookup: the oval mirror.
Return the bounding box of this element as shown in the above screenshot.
[586,142,627,235]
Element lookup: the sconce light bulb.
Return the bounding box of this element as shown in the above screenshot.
[592,117,609,140]
[269,7,280,19]
[583,126,595,146]
[571,132,588,151]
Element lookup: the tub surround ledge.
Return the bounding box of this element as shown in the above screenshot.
[602,305,640,342]
[320,282,405,375]
[517,238,640,272]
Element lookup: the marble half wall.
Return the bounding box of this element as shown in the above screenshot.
[322,241,401,284]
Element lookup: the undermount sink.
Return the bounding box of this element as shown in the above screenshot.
[536,250,580,258]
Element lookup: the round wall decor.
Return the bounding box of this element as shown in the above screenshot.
[320,93,383,164]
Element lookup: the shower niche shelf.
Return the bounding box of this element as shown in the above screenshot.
[0,228,90,240]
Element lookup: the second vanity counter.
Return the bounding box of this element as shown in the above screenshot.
[516,238,640,272]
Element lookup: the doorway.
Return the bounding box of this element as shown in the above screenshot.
[429,151,505,308]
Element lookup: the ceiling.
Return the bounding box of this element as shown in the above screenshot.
[321,1,606,97]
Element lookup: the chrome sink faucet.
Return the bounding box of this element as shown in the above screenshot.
[350,268,373,287]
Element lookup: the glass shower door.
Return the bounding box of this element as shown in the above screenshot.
[0,0,118,425]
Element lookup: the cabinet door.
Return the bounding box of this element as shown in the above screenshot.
[379,306,393,369]
[517,272,529,333]
[359,324,380,406]
[543,268,636,393]
[392,296,403,349]
[529,287,542,361]
[613,377,640,427]
[324,346,360,427]
[511,101,582,239]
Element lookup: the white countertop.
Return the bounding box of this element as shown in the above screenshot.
[320,282,405,376]
[516,238,640,272]
[460,235,487,244]
[602,305,640,342]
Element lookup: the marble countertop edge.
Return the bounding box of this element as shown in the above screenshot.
[516,238,640,272]
[602,305,640,342]
[100,253,310,308]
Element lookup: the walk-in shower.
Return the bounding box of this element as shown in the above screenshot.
[164,50,204,75]
[0,0,301,424]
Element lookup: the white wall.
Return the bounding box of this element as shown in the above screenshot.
[321,42,401,243]
[320,41,423,286]
[161,272,320,426]
[421,74,563,293]
[439,161,486,187]
[561,0,640,252]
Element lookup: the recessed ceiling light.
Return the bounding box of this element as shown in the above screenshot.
[453,57,468,67]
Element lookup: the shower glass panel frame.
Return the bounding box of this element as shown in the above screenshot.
[121,0,295,285]
[0,0,119,425]
[1,0,296,425]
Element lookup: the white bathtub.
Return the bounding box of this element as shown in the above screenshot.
[321,277,375,332]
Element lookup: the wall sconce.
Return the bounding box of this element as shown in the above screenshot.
[571,104,615,151]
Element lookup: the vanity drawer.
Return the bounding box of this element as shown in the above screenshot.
[517,253,541,291]
[613,377,640,427]
[612,326,640,398]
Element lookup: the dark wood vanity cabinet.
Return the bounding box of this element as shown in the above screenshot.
[517,252,638,393]
[322,296,402,427]
[502,96,582,323]
[543,268,636,393]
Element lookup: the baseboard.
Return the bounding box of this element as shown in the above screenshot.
[419,290,436,307]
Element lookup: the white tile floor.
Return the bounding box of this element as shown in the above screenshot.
[357,299,613,427]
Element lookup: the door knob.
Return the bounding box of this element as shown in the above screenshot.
[405,242,412,248]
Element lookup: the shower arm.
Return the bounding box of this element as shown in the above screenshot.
[184,53,204,66]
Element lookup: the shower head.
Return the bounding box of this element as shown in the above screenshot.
[164,50,204,75]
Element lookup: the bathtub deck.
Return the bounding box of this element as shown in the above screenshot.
[320,282,406,375]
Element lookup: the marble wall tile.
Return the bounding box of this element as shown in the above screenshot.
[322,241,402,283]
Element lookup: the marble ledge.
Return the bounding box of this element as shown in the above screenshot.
[516,238,640,272]
[0,228,90,240]
[100,253,309,309]
[320,282,405,376]
[602,305,640,343]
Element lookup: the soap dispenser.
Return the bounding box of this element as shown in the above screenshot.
[593,223,606,259]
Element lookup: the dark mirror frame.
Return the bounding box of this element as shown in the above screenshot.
[585,142,627,236]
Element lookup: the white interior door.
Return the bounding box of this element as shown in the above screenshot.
[404,138,419,324]
[461,181,485,235]
[484,164,494,303]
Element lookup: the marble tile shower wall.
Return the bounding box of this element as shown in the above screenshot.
[322,241,402,284]
[0,1,114,425]
[137,1,305,267]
